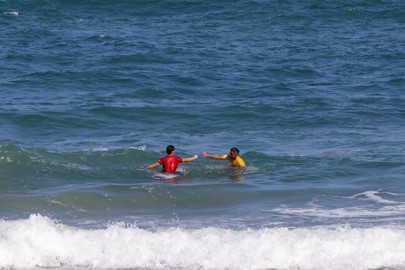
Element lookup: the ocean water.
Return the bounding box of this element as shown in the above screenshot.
[1,0,405,269]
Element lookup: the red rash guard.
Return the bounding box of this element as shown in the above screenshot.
[158,156,183,173]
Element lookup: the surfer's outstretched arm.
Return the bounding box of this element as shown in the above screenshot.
[203,148,246,167]
[148,162,160,170]
[202,152,225,160]
[182,154,198,162]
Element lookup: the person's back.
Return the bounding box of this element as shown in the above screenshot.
[159,155,182,173]
[148,145,198,173]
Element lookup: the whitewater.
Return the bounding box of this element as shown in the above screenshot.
[0,215,404,270]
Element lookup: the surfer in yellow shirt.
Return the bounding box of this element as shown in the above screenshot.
[202,147,246,167]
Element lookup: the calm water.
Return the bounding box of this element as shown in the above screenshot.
[1,0,405,269]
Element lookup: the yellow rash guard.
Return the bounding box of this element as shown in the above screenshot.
[222,155,246,167]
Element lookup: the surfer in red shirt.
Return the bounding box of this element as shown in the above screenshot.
[148,145,198,173]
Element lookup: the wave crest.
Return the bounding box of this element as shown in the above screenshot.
[1,214,405,270]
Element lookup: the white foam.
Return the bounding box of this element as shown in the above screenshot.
[273,191,405,219]
[272,204,405,219]
[4,11,19,16]
[84,147,108,152]
[1,214,405,270]
[350,190,401,204]
[129,145,147,151]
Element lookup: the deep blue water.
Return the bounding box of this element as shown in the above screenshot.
[1,1,405,269]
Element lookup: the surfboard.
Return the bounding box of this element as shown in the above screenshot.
[153,172,180,180]
[153,168,186,180]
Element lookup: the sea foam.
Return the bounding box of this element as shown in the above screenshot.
[0,214,404,270]
[3,11,19,16]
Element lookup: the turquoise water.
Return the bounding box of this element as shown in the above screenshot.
[1,1,405,269]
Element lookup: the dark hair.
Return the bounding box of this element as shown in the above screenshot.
[166,145,175,154]
[230,147,239,153]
